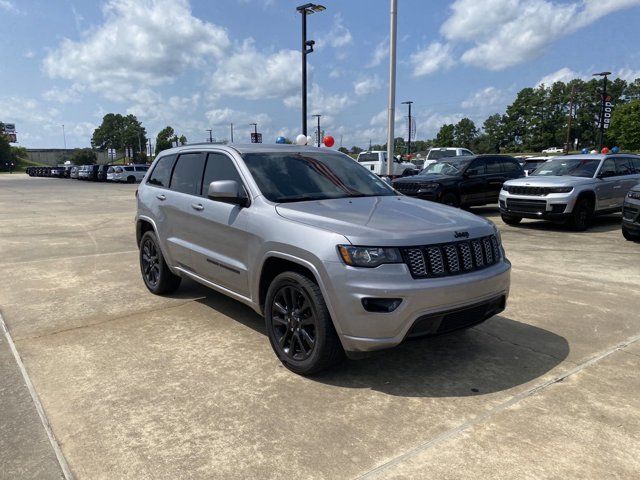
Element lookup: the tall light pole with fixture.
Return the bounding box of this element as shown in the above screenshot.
[206,129,213,143]
[402,100,413,158]
[386,0,398,177]
[62,124,67,149]
[593,71,611,150]
[312,114,322,147]
[249,122,258,143]
[297,3,325,136]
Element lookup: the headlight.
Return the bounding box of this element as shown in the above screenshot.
[547,186,573,193]
[628,191,640,200]
[338,245,402,268]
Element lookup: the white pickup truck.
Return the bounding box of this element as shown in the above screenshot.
[356,151,417,177]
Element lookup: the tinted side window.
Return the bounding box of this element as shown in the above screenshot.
[599,159,616,177]
[631,157,640,173]
[135,166,149,172]
[148,154,177,187]
[170,153,206,195]
[485,158,502,174]
[615,157,634,175]
[202,153,243,195]
[466,159,487,176]
[502,159,523,174]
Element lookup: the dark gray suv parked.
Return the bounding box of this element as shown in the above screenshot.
[136,145,511,374]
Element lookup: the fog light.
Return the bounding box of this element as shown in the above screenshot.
[551,204,566,213]
[361,298,402,313]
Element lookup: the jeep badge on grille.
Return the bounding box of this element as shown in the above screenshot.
[454,231,469,239]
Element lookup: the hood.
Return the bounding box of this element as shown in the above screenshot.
[275,196,495,246]
[394,173,458,184]
[504,176,595,187]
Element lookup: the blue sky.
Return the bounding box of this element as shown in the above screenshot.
[2,0,640,149]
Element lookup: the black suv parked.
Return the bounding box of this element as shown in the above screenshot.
[96,164,111,181]
[393,155,524,208]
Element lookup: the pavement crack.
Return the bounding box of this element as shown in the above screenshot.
[13,298,206,343]
[473,327,575,364]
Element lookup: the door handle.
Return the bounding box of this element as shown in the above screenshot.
[156,194,166,201]
[191,203,204,211]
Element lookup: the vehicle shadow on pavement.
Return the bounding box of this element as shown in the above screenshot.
[190,284,569,398]
[505,214,622,234]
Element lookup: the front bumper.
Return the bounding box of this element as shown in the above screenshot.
[321,259,511,353]
[499,190,577,219]
[622,200,640,231]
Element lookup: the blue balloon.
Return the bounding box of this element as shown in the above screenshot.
[581,148,589,154]
[276,136,286,144]
[611,146,620,153]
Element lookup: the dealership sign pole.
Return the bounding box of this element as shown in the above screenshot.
[593,71,612,150]
[386,0,397,178]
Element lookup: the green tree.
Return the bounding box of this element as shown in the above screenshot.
[155,126,175,153]
[92,113,147,156]
[338,147,349,154]
[608,99,640,150]
[453,118,478,149]
[434,124,455,146]
[71,148,97,165]
[350,146,363,155]
[0,122,11,169]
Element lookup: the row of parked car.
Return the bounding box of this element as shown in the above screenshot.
[391,152,640,239]
[26,164,149,183]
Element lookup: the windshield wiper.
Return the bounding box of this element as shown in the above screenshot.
[275,194,329,203]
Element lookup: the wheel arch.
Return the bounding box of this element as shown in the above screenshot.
[576,189,596,210]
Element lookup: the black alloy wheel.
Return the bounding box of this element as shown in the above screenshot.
[141,237,161,288]
[271,284,317,361]
[441,192,461,208]
[570,198,592,231]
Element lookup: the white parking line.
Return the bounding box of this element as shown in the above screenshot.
[1,312,75,480]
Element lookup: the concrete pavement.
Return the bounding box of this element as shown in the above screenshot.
[1,174,639,479]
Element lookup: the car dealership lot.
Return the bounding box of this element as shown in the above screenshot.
[1,174,639,479]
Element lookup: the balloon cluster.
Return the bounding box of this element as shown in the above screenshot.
[291,134,335,147]
[601,147,610,154]
[276,136,286,144]
[581,148,589,154]
[611,146,620,153]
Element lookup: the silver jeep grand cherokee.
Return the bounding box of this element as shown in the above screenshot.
[136,145,511,374]
[500,154,640,230]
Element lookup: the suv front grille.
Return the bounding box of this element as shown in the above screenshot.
[394,182,422,195]
[504,185,552,196]
[402,235,501,279]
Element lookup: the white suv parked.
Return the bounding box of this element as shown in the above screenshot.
[426,147,474,161]
[107,164,149,183]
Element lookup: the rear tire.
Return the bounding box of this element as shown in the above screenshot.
[127,176,136,184]
[265,272,344,375]
[441,192,461,208]
[622,225,640,241]
[501,214,522,225]
[139,231,181,294]
[569,197,593,231]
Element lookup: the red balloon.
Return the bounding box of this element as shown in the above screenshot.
[601,147,610,154]
[323,135,335,148]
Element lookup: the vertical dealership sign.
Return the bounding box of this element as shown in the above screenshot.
[597,95,614,130]
[1,123,17,143]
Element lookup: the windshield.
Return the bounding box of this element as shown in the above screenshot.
[427,149,457,160]
[420,160,467,176]
[531,158,600,178]
[242,152,396,203]
[523,160,546,170]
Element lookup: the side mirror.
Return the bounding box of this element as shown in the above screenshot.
[207,180,249,207]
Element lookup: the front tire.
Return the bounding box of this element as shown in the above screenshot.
[569,198,593,231]
[139,231,181,294]
[501,213,522,225]
[265,272,344,375]
[127,176,136,184]
[622,225,640,242]
[441,192,461,208]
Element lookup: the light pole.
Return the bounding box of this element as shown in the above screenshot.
[230,123,234,143]
[386,0,398,177]
[593,71,611,151]
[62,124,67,149]
[206,129,213,143]
[297,3,325,136]
[402,100,413,158]
[312,114,322,147]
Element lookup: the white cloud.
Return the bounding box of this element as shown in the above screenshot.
[617,68,640,82]
[461,86,511,114]
[370,109,403,127]
[0,0,19,14]
[410,42,455,77]
[210,39,299,99]
[367,38,389,68]
[24,49,36,59]
[205,108,270,127]
[442,0,640,70]
[284,83,353,115]
[44,0,230,98]
[329,68,342,79]
[319,13,352,49]
[354,76,382,96]
[42,84,86,104]
[537,67,583,86]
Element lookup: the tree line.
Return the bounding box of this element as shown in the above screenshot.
[351,76,640,156]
